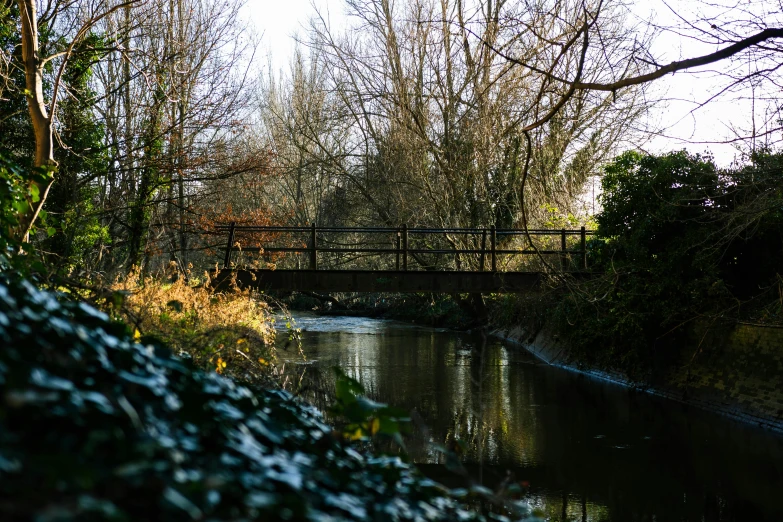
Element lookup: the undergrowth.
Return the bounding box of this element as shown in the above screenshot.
[109,267,283,386]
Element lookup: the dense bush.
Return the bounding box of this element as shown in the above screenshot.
[557,150,783,377]
[0,153,51,274]
[0,275,537,521]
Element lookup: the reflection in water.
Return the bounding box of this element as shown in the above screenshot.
[277,313,783,522]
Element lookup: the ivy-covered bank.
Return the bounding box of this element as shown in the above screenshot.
[0,275,539,521]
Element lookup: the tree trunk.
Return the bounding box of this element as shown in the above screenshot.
[127,86,164,269]
[17,0,56,241]
[18,0,52,168]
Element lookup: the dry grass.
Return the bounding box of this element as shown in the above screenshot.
[111,266,280,386]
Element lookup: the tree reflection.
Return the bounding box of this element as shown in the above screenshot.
[283,316,783,522]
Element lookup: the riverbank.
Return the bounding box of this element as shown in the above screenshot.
[278,291,479,329]
[491,322,783,434]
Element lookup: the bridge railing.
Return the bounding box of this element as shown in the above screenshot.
[215,224,594,272]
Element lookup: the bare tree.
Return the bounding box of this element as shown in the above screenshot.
[489,1,783,147]
[258,47,358,227]
[87,0,259,274]
[271,0,651,271]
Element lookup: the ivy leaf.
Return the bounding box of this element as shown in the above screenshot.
[13,200,29,215]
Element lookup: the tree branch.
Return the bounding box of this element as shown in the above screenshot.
[571,28,783,92]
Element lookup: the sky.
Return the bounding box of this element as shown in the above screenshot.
[242,0,774,167]
[242,0,343,71]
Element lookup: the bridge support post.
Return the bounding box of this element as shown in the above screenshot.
[310,222,317,270]
[480,229,487,271]
[490,225,497,272]
[223,221,236,268]
[560,228,567,271]
[402,224,408,271]
[396,228,401,270]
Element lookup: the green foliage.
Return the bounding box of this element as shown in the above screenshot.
[0,276,538,521]
[557,150,783,377]
[1,5,109,274]
[0,4,35,166]
[0,154,51,273]
[52,198,112,271]
[330,368,412,446]
[45,32,112,273]
[540,204,585,229]
[597,150,721,266]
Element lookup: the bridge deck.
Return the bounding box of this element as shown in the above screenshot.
[214,269,547,293]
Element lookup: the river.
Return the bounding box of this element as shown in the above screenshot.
[276,313,783,521]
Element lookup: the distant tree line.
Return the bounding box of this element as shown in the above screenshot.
[1,0,781,278]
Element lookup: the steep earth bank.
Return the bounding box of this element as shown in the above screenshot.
[491,321,783,433]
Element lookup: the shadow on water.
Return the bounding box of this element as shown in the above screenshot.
[276,313,783,522]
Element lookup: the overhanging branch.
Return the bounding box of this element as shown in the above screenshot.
[493,27,783,93]
[574,28,783,91]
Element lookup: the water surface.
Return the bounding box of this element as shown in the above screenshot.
[278,313,783,521]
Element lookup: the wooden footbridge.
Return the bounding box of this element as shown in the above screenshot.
[211,224,593,294]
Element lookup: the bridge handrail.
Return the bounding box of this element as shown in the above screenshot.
[214,224,593,235]
[219,223,595,272]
